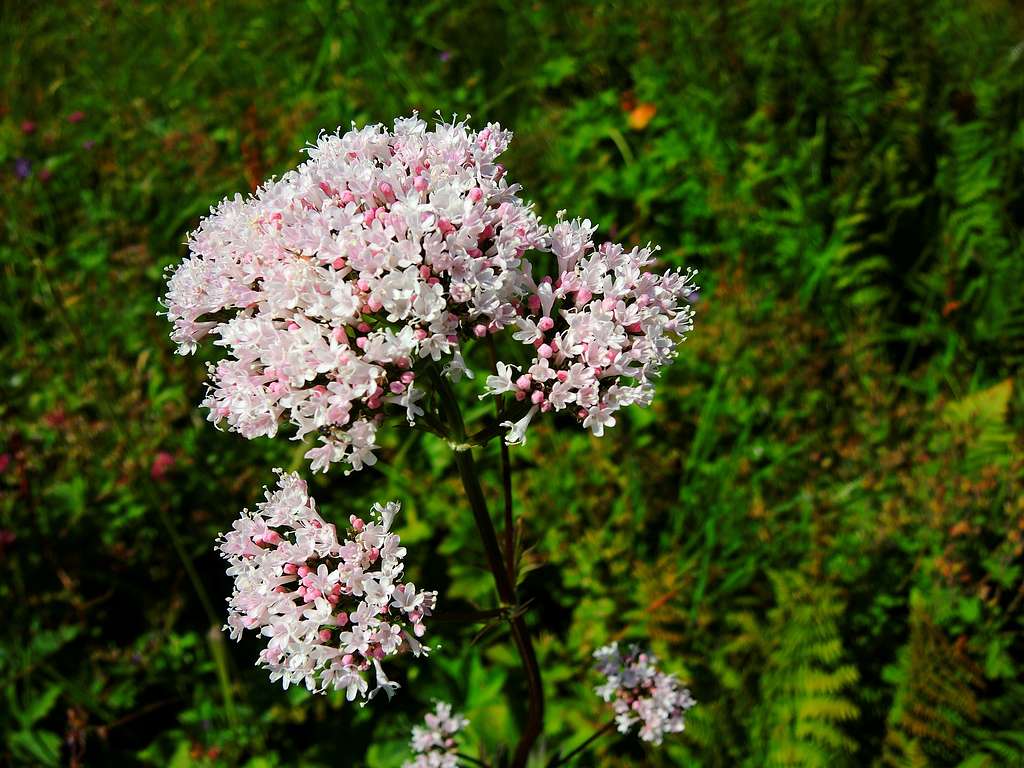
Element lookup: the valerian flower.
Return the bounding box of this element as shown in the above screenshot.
[485,216,698,445]
[402,701,469,768]
[593,642,695,746]
[217,470,436,701]
[164,115,697,467]
[163,114,546,473]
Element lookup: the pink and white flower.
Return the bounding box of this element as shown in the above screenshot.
[403,701,470,768]
[486,216,697,445]
[593,642,695,746]
[164,115,697,465]
[217,470,436,701]
[164,114,546,473]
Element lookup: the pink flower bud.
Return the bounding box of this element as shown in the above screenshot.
[337,614,350,628]
[538,316,554,332]
[531,390,545,405]
[318,629,333,642]
[516,374,532,390]
[468,187,483,203]
[473,324,488,338]
[538,344,553,359]
[332,257,346,269]
[413,175,428,192]
[389,381,405,394]
[339,190,355,205]
[400,371,415,384]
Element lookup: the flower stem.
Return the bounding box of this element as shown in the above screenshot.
[433,367,543,768]
[451,446,544,768]
[486,335,516,585]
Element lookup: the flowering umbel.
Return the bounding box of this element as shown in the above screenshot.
[593,642,696,745]
[163,114,545,473]
[483,216,696,444]
[163,114,697,470]
[217,470,436,701]
[402,701,470,768]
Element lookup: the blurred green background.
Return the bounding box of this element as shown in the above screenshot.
[2,1,1023,766]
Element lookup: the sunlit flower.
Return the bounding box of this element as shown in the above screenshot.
[217,470,436,700]
[164,114,546,473]
[488,216,697,445]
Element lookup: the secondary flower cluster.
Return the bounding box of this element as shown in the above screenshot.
[593,642,695,746]
[484,217,697,444]
[164,114,545,474]
[402,701,470,768]
[163,114,697,472]
[218,470,435,701]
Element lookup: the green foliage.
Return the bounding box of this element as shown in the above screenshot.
[749,571,860,768]
[2,0,1023,766]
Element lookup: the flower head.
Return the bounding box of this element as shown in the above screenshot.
[218,470,436,700]
[487,216,697,445]
[164,115,697,467]
[593,642,695,746]
[164,113,546,473]
[402,701,469,768]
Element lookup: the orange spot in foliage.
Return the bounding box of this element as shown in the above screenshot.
[646,589,680,613]
[949,520,971,537]
[628,103,657,131]
[942,300,962,317]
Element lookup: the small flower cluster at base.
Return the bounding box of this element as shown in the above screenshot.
[402,701,469,768]
[484,216,697,445]
[593,642,695,746]
[218,470,436,701]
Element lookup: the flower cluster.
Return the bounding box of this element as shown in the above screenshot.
[402,701,470,768]
[218,470,436,701]
[164,114,545,473]
[483,217,697,444]
[593,642,695,746]
[163,114,698,471]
